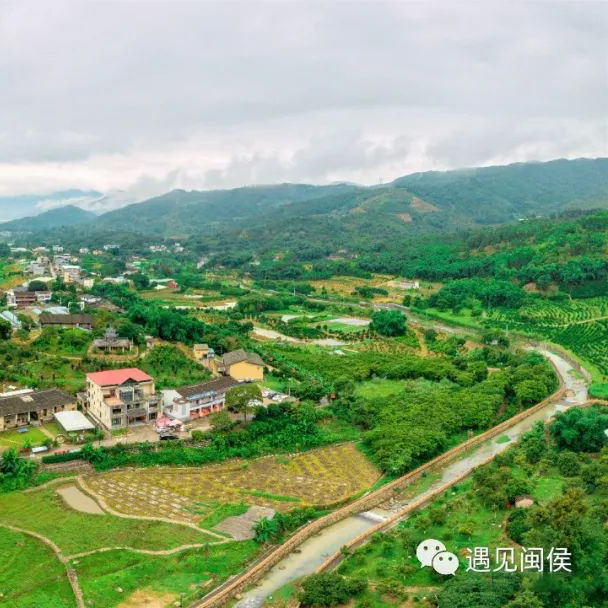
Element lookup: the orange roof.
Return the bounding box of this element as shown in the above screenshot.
[86,368,152,386]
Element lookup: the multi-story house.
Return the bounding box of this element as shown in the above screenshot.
[161,376,238,422]
[62,265,81,284]
[85,368,159,429]
[7,287,52,308]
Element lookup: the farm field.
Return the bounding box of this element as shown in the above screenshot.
[74,541,259,608]
[0,526,76,608]
[418,297,608,381]
[0,483,217,555]
[83,443,381,524]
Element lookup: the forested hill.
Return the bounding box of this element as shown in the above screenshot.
[38,157,608,241]
[0,205,97,232]
[92,182,360,236]
[360,209,608,298]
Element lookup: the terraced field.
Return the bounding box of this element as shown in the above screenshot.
[83,443,380,523]
[488,297,608,378]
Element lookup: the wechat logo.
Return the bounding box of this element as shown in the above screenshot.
[416,539,459,576]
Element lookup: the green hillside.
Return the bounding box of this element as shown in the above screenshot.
[0,205,97,232]
[67,157,608,241]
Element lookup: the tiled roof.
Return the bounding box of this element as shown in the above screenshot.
[222,349,265,368]
[86,368,152,386]
[176,376,239,399]
[39,313,93,325]
[0,389,75,416]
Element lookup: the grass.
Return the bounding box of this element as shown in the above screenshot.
[41,420,64,438]
[195,502,250,529]
[355,377,409,399]
[75,542,259,608]
[494,434,511,444]
[240,490,300,502]
[532,473,565,502]
[0,527,77,608]
[0,426,48,448]
[0,484,217,555]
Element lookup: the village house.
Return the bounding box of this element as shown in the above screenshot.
[39,313,93,330]
[193,343,213,362]
[209,349,265,382]
[62,264,82,284]
[0,388,76,431]
[161,376,238,422]
[7,287,52,308]
[92,326,132,353]
[84,368,159,429]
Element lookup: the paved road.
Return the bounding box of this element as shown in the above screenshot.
[234,347,587,608]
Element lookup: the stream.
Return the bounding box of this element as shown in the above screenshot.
[234,347,587,608]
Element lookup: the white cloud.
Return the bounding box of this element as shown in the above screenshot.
[0,0,605,212]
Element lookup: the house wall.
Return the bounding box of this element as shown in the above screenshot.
[0,401,76,432]
[86,379,113,429]
[227,361,263,382]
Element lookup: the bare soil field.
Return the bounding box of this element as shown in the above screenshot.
[83,443,380,524]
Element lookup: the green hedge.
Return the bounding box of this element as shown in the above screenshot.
[42,451,83,464]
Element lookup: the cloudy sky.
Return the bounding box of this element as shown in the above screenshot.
[0,0,606,218]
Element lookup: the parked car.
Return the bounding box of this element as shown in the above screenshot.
[160,434,178,441]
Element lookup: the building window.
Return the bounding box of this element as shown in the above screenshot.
[111,418,122,426]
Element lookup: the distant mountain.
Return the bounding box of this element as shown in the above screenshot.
[392,158,608,224]
[93,183,360,236]
[0,205,98,232]
[87,158,608,240]
[0,190,101,223]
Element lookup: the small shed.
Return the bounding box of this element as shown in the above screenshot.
[515,495,535,509]
[54,410,95,433]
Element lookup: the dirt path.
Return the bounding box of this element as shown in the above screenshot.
[411,325,428,356]
[0,523,85,608]
[68,542,225,560]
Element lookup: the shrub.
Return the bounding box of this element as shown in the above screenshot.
[299,573,367,607]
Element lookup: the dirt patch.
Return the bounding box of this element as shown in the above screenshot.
[56,484,105,515]
[410,197,439,212]
[215,505,275,540]
[396,212,413,222]
[117,589,178,608]
[41,460,94,474]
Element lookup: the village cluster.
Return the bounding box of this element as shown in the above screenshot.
[0,241,288,451]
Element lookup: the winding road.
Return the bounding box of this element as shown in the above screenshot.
[232,346,588,608]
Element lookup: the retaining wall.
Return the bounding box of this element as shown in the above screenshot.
[191,360,566,608]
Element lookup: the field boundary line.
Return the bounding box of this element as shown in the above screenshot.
[67,541,227,560]
[75,475,227,540]
[0,523,85,608]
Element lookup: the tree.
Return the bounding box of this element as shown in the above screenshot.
[131,273,150,290]
[209,410,233,433]
[556,451,581,477]
[0,319,11,340]
[550,406,608,452]
[505,588,544,608]
[299,573,367,608]
[225,383,262,421]
[27,279,47,292]
[370,309,406,337]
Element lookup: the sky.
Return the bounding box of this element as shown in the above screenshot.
[0,0,606,219]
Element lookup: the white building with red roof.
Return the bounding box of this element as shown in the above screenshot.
[85,367,159,430]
